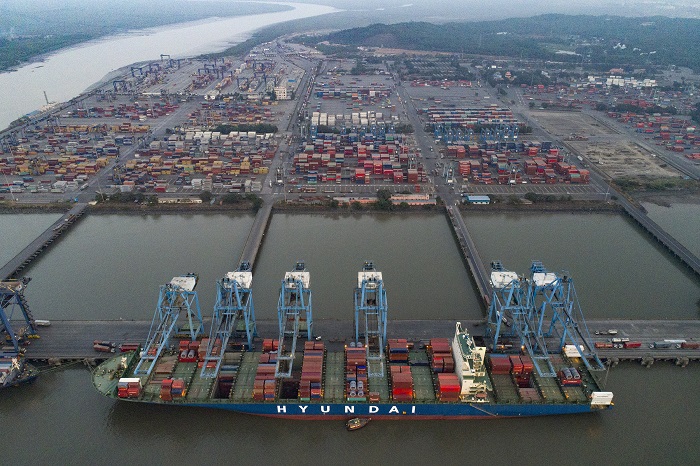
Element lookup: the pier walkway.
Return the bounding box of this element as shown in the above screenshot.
[446,205,492,307]
[24,319,700,366]
[238,201,273,268]
[0,203,87,280]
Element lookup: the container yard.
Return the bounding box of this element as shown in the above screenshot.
[288,59,428,192]
[0,42,309,199]
[91,261,615,418]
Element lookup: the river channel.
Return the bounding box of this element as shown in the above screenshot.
[1,210,699,464]
[0,2,340,129]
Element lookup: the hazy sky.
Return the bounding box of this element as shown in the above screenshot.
[2,0,699,21]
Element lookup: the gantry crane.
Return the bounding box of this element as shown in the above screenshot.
[487,261,605,378]
[0,278,37,355]
[200,262,257,378]
[525,261,605,374]
[133,274,203,376]
[275,262,312,378]
[354,261,388,377]
[486,261,522,347]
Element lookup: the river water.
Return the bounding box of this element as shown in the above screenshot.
[643,202,700,258]
[1,211,700,463]
[0,212,62,266]
[462,211,700,320]
[0,2,340,130]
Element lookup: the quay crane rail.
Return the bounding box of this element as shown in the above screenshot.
[275,262,313,378]
[354,261,388,377]
[200,262,257,378]
[134,274,203,376]
[486,261,604,378]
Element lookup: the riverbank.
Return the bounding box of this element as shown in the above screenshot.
[0,199,627,215]
[0,203,70,214]
[633,191,700,207]
[461,200,624,213]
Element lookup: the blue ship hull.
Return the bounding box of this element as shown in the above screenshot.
[122,399,608,419]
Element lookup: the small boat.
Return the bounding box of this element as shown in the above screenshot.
[346,417,370,431]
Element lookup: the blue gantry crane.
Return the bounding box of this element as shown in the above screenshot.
[275,262,313,378]
[134,274,203,376]
[486,261,523,347]
[0,278,37,355]
[525,261,605,374]
[487,261,605,378]
[354,261,388,377]
[200,262,257,378]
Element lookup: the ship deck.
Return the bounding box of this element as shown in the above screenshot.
[93,341,605,407]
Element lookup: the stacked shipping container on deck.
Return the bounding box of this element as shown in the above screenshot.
[345,345,368,402]
[299,341,325,401]
[429,338,455,373]
[253,350,277,401]
[389,365,413,401]
[387,339,409,363]
[436,373,460,401]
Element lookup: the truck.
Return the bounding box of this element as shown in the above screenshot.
[611,337,629,349]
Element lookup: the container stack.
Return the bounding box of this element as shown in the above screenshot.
[436,373,460,401]
[518,387,540,402]
[253,355,277,401]
[429,338,454,373]
[487,354,511,375]
[197,338,222,371]
[154,359,175,376]
[389,365,413,401]
[345,345,368,402]
[117,378,142,399]
[299,341,325,401]
[387,339,410,363]
[511,355,534,388]
[558,367,582,386]
[160,378,186,400]
[262,339,280,353]
[178,340,199,363]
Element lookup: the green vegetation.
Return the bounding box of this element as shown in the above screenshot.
[221,192,263,211]
[199,191,213,203]
[393,123,414,134]
[94,191,157,205]
[0,35,90,70]
[213,123,278,134]
[321,15,700,71]
[611,103,677,115]
[691,103,700,125]
[524,192,573,203]
[316,125,341,134]
[614,177,700,192]
[375,189,393,210]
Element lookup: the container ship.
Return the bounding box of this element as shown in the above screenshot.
[1,279,40,389]
[92,261,614,419]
